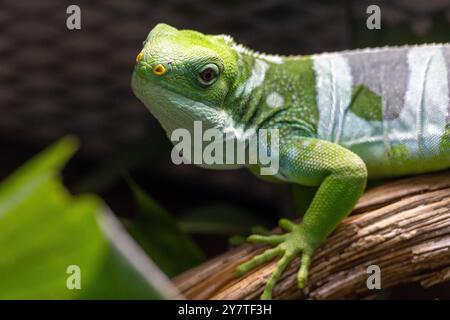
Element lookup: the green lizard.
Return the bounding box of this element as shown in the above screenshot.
[131,23,450,299]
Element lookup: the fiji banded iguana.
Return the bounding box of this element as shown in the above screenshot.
[131,23,450,299]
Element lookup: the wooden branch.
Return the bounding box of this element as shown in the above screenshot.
[173,171,450,299]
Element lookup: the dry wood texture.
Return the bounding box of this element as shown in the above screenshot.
[173,171,450,299]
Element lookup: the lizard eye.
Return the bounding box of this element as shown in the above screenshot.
[198,64,219,87]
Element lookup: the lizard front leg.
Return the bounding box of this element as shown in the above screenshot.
[236,137,367,299]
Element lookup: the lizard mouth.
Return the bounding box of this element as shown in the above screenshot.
[132,73,227,135]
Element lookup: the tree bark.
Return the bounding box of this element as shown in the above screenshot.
[173,171,450,299]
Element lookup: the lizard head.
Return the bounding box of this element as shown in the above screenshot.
[131,23,240,137]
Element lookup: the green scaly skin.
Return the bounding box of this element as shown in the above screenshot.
[131,24,450,299]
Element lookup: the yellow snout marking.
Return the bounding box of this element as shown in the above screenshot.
[136,51,143,64]
[153,64,166,76]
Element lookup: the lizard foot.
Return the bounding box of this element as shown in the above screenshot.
[235,218,316,300]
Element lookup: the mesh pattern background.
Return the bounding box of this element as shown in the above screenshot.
[0,0,449,156]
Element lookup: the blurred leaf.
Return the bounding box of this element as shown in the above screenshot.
[123,177,205,277]
[178,204,268,236]
[250,225,269,234]
[228,235,246,247]
[0,137,177,299]
[76,132,169,193]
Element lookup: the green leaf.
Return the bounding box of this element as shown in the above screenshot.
[178,204,268,236]
[0,136,78,218]
[0,137,178,299]
[123,177,205,277]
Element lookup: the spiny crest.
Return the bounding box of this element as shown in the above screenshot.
[235,43,284,64]
[213,34,235,46]
[313,42,450,59]
[212,33,284,64]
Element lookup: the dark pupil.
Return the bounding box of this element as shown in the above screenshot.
[201,68,214,81]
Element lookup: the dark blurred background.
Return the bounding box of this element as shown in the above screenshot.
[0,0,449,298]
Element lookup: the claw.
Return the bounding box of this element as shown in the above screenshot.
[247,234,286,245]
[261,253,295,300]
[236,219,316,300]
[297,253,311,288]
[279,218,295,231]
[236,247,283,276]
